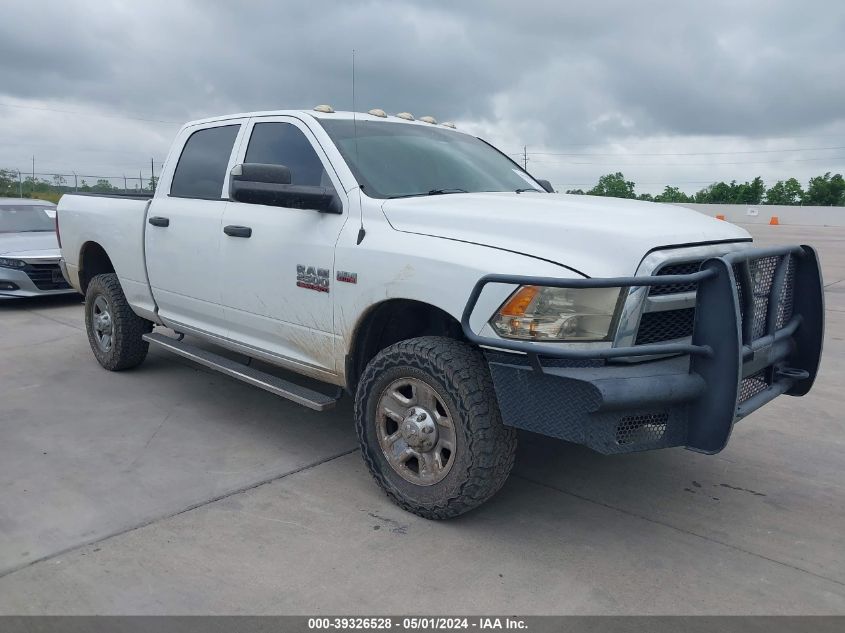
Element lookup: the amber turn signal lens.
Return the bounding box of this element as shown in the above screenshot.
[499,285,539,316]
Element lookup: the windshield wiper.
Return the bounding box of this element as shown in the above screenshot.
[387,188,469,199]
[515,188,543,193]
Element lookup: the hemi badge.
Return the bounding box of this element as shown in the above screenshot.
[337,271,357,284]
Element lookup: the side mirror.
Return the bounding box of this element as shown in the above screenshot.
[230,163,341,213]
[536,179,555,193]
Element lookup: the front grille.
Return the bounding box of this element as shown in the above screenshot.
[639,261,703,344]
[649,261,701,295]
[634,252,796,347]
[23,263,70,290]
[635,308,695,345]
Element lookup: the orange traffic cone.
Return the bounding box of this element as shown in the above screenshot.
[769,216,779,225]
[716,214,726,220]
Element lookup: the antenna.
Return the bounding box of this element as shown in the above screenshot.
[352,49,366,245]
[352,49,359,159]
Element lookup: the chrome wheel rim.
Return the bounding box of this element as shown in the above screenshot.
[376,377,457,486]
[91,295,113,352]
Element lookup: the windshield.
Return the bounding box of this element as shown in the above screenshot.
[318,120,543,199]
[0,205,56,233]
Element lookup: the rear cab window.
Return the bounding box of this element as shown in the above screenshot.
[170,125,240,199]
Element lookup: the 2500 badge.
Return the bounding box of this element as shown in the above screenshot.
[296,265,330,293]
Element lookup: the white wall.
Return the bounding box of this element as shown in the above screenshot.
[671,203,844,227]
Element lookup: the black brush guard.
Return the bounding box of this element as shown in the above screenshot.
[460,245,824,454]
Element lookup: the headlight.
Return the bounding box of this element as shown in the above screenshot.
[0,257,26,269]
[490,285,623,342]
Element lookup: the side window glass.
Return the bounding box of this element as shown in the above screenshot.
[245,122,329,187]
[170,125,239,199]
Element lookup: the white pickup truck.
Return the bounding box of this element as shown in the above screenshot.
[57,106,824,518]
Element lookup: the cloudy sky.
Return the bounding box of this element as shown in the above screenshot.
[2,0,844,194]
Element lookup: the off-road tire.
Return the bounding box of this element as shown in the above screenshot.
[85,273,152,371]
[355,336,517,519]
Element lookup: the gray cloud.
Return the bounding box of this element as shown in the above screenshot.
[2,0,844,193]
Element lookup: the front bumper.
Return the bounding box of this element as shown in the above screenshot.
[0,259,78,298]
[461,244,824,455]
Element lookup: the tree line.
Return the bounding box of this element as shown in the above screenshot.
[564,172,845,206]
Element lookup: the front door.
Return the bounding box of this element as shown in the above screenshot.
[219,116,348,373]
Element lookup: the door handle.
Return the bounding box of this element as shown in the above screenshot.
[224,225,252,238]
[148,216,170,227]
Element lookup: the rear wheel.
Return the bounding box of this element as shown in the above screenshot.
[84,273,152,371]
[355,336,517,519]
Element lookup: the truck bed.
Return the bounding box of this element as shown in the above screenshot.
[58,193,156,318]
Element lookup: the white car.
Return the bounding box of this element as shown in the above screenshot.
[0,198,77,297]
[56,107,824,518]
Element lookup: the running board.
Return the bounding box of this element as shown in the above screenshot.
[143,332,338,411]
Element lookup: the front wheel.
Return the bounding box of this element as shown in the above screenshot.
[84,273,152,371]
[354,336,517,519]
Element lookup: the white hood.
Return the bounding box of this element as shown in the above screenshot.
[381,192,751,277]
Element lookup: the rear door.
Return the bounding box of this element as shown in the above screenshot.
[145,120,247,335]
[219,116,348,373]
